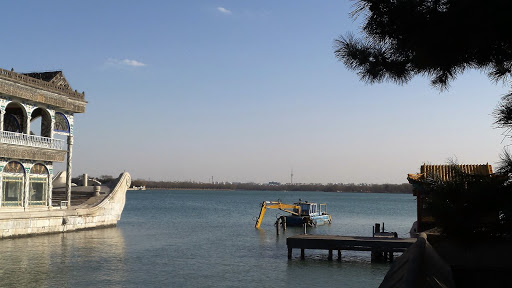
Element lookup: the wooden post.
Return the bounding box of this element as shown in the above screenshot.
[390,252,394,262]
[328,250,333,261]
[371,249,383,262]
[275,218,280,235]
[417,188,423,233]
[66,135,73,208]
[288,248,292,259]
[338,250,342,262]
[300,249,305,260]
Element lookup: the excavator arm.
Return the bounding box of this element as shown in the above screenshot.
[255,201,301,228]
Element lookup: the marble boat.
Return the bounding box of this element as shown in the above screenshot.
[0,67,130,238]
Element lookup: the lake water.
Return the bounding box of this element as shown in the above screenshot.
[0,190,416,287]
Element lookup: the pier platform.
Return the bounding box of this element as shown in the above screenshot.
[286,234,416,262]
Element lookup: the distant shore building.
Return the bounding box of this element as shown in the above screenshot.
[0,68,86,208]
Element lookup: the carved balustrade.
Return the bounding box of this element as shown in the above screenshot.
[0,131,65,150]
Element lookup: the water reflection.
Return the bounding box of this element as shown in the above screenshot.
[0,227,125,287]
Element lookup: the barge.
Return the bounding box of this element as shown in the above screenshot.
[255,199,332,228]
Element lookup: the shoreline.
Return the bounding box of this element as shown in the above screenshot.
[128,188,412,194]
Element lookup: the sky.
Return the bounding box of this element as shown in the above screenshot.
[2,1,509,184]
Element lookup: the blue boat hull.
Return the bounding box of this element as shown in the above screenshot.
[285,215,331,227]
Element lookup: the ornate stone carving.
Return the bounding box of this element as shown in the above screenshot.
[0,143,66,162]
[0,79,86,113]
[0,68,84,100]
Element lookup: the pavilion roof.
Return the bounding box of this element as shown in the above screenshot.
[407,164,493,183]
[0,67,86,113]
[23,71,72,90]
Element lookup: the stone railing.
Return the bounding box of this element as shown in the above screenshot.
[0,68,85,101]
[0,131,65,150]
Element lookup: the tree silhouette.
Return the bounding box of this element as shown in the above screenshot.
[335,0,512,90]
[335,0,512,238]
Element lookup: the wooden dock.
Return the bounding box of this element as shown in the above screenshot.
[286,234,416,262]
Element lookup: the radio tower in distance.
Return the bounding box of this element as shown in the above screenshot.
[290,169,294,185]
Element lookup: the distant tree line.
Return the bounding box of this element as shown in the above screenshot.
[68,174,412,194]
[129,179,413,194]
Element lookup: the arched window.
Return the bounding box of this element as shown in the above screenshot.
[30,108,52,137]
[54,112,70,134]
[29,164,48,206]
[4,114,21,133]
[4,102,27,133]
[2,161,25,206]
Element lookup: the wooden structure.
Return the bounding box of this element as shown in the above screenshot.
[286,234,416,262]
[408,164,493,183]
[407,164,494,232]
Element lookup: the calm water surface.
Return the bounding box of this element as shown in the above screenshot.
[0,190,415,287]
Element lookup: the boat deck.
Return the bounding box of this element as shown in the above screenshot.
[287,234,416,261]
[51,186,112,207]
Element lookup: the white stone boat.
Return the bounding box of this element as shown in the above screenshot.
[0,172,130,238]
[0,67,130,238]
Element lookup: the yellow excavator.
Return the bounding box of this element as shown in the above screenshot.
[254,200,301,228]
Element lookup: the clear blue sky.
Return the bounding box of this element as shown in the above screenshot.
[3,1,508,184]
